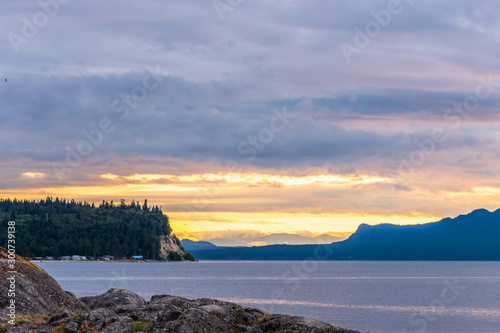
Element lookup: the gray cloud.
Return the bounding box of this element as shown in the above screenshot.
[0,0,499,188]
[0,72,495,176]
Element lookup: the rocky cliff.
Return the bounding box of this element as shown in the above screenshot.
[159,234,192,261]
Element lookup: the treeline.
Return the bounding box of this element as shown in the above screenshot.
[0,197,183,260]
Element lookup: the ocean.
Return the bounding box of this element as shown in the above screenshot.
[38,260,500,333]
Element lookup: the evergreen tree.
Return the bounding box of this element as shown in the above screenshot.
[0,198,194,261]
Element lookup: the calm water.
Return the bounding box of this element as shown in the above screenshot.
[37,261,500,333]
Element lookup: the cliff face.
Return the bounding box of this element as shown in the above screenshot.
[0,248,87,318]
[158,234,190,260]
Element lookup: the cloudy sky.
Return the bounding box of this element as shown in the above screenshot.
[1,0,500,245]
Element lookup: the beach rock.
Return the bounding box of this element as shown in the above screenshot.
[2,288,360,332]
[0,247,88,318]
[35,325,51,333]
[80,287,146,310]
[63,320,80,333]
[48,309,72,325]
[73,289,360,333]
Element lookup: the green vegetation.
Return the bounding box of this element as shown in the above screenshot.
[167,251,182,261]
[0,197,192,260]
[130,321,152,332]
[182,252,195,261]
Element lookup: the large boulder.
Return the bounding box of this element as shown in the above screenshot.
[72,290,360,333]
[80,288,146,310]
[0,247,87,318]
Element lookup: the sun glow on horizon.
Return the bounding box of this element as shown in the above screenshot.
[3,170,498,237]
[22,172,45,178]
[168,211,444,235]
[473,187,500,194]
[104,172,392,187]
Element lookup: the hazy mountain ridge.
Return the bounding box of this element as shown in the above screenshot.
[190,208,500,260]
[181,239,219,251]
[182,232,349,248]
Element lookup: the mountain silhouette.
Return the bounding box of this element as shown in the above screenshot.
[189,208,500,260]
[181,239,218,251]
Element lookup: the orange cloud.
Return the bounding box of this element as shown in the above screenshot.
[22,172,45,178]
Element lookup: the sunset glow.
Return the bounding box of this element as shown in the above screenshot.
[1,0,499,245]
[3,167,498,241]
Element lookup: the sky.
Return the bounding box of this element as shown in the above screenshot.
[1,0,500,246]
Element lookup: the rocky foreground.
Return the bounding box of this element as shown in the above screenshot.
[0,248,360,332]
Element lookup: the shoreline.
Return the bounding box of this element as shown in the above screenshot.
[1,247,361,333]
[30,260,145,263]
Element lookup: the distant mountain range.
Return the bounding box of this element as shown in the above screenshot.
[181,239,219,251]
[181,233,349,251]
[182,232,348,248]
[187,208,500,260]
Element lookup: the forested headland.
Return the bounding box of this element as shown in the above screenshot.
[0,197,193,261]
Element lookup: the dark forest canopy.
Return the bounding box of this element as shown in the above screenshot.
[0,197,183,260]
